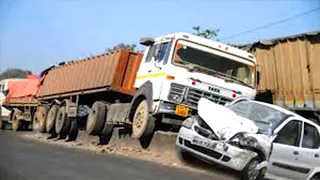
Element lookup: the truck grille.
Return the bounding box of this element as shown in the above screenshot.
[169,83,185,97]
[185,88,230,108]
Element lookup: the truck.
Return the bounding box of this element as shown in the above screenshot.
[0,75,39,130]
[31,32,258,148]
[236,30,320,124]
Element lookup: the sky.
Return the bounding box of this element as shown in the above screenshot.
[0,0,319,73]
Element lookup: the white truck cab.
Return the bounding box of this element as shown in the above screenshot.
[135,32,258,126]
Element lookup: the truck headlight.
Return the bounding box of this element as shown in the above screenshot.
[168,83,186,103]
[168,93,182,102]
[182,116,196,129]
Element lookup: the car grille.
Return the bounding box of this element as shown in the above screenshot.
[185,88,230,108]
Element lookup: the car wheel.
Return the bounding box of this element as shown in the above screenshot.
[241,157,264,180]
[310,174,320,180]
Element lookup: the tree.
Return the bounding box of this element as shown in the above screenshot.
[106,43,137,52]
[0,68,32,80]
[192,26,220,39]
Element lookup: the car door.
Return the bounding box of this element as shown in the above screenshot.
[267,119,305,180]
[298,122,320,179]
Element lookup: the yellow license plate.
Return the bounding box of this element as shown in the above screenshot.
[175,105,189,117]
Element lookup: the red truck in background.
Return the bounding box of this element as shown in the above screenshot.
[0,75,39,130]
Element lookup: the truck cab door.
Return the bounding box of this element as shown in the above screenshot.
[135,41,172,97]
[268,119,305,180]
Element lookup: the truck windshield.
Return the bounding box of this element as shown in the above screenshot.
[172,40,256,88]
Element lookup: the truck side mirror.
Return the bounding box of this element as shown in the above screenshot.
[257,71,261,85]
[140,37,155,46]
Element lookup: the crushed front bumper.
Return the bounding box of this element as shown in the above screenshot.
[176,126,258,171]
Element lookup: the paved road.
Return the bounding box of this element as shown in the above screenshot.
[0,130,232,180]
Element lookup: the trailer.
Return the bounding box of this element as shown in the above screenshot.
[0,75,39,130]
[236,30,320,124]
[34,32,258,148]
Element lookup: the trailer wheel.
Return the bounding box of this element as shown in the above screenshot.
[86,101,106,136]
[46,105,59,134]
[12,111,22,131]
[132,99,153,139]
[33,105,49,133]
[99,122,114,145]
[0,120,7,130]
[67,119,78,141]
[55,106,71,139]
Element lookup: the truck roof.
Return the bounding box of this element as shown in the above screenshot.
[154,32,256,63]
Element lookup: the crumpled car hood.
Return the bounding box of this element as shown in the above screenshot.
[197,98,259,140]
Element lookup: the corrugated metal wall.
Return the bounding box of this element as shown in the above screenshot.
[37,50,143,98]
[250,34,320,111]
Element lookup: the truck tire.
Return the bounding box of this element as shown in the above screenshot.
[241,156,264,180]
[55,106,71,139]
[99,122,114,145]
[33,105,49,133]
[132,99,154,139]
[12,111,22,131]
[46,105,59,134]
[0,120,7,130]
[67,119,78,141]
[139,116,156,149]
[86,101,106,136]
[22,121,30,130]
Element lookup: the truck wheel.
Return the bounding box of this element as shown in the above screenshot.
[46,105,59,134]
[139,116,156,149]
[0,120,7,130]
[132,99,152,139]
[33,106,49,133]
[241,157,264,180]
[12,111,22,131]
[86,101,106,136]
[99,122,114,145]
[22,121,30,130]
[55,106,71,139]
[67,119,78,141]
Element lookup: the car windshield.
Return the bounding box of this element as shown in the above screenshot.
[229,101,288,133]
[172,39,256,88]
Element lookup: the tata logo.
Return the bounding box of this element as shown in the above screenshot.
[208,86,220,93]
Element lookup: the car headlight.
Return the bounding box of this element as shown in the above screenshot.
[181,116,196,129]
[229,133,258,147]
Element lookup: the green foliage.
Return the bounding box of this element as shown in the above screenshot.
[106,43,137,52]
[192,26,220,39]
[0,68,32,80]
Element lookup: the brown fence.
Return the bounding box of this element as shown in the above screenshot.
[239,31,320,110]
[37,50,143,99]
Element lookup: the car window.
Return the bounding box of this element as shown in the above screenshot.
[274,120,301,147]
[302,123,320,149]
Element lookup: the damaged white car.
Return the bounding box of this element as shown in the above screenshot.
[176,97,320,180]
